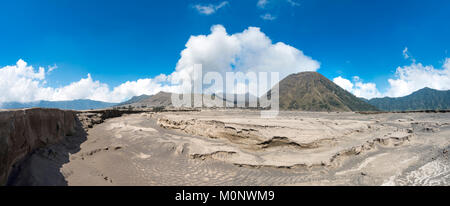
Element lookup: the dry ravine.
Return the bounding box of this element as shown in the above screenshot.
[2,109,450,185]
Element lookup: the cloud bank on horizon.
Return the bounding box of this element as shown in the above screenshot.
[0,25,320,103]
[333,54,450,99]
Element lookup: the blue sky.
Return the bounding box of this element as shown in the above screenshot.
[1,0,450,102]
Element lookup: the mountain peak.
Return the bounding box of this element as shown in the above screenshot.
[418,87,433,91]
[276,71,378,111]
[290,71,322,78]
[154,91,171,96]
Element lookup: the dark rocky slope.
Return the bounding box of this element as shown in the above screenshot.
[0,108,77,185]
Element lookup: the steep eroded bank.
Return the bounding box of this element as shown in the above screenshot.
[0,108,77,185]
[0,108,146,185]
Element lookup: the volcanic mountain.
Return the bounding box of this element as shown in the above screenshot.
[272,72,378,111]
[116,91,173,108]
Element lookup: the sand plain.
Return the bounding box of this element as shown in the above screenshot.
[8,110,450,186]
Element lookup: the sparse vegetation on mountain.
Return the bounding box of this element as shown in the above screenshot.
[368,87,450,111]
[273,72,379,111]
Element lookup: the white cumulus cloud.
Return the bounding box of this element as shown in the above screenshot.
[385,59,450,97]
[334,58,450,99]
[333,76,354,92]
[0,60,178,103]
[170,24,320,94]
[0,59,46,103]
[333,76,381,99]
[0,25,319,103]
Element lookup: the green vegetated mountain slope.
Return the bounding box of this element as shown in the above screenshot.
[368,87,450,111]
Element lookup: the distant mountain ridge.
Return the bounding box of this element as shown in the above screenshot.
[118,72,380,112]
[115,94,152,106]
[117,92,251,108]
[116,92,173,108]
[368,87,450,111]
[0,99,116,110]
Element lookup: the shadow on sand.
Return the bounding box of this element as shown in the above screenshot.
[6,117,87,186]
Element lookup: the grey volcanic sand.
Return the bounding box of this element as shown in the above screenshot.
[9,111,450,185]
